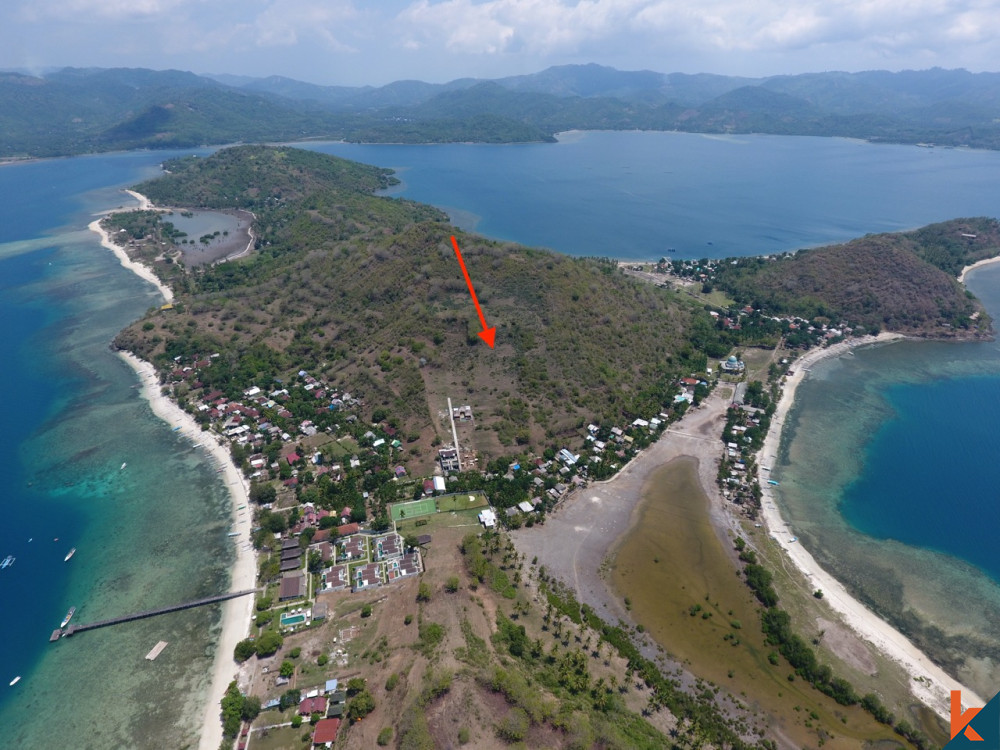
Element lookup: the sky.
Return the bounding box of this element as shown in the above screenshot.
[1,0,997,86]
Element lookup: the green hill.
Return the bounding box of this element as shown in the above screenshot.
[710,218,1000,334]
[114,147,1000,460]
[116,146,717,455]
[5,65,1000,156]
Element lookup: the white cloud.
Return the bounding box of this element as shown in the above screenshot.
[248,1,360,51]
[392,0,1000,74]
[397,0,646,55]
[2,0,998,85]
[22,0,194,22]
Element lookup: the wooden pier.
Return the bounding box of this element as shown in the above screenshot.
[50,588,258,642]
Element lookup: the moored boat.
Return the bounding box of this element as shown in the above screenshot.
[1,555,14,569]
[60,606,76,628]
[64,548,76,562]
[9,676,20,686]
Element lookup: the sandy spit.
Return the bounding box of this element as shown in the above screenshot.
[89,190,173,303]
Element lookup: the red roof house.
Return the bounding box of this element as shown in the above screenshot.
[299,696,328,716]
[312,718,340,744]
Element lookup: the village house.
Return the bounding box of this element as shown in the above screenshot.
[353,562,382,591]
[374,533,403,560]
[322,565,349,591]
[438,446,460,472]
[279,570,306,601]
[311,718,340,746]
[386,552,422,582]
[338,535,366,562]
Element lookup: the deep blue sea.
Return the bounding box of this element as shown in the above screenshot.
[2,131,1000,744]
[307,132,1000,259]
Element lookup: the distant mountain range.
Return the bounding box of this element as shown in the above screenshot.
[2,63,999,157]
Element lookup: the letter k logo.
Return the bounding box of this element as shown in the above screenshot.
[952,691,985,742]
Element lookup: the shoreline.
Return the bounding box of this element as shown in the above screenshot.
[89,198,257,750]
[89,190,173,303]
[958,253,1000,283]
[757,333,987,716]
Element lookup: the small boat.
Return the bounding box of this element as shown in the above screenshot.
[60,606,76,628]
[237,505,246,510]
[227,532,240,537]
[767,479,779,486]
[1,555,14,569]
[172,426,182,431]
[9,676,20,686]
[789,537,798,543]
[120,462,127,470]
[64,548,76,562]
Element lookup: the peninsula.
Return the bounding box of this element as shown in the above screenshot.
[98,144,1000,748]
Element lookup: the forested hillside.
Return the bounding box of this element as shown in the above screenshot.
[114,147,999,461]
[709,218,1000,335]
[4,65,1000,156]
[117,146,719,454]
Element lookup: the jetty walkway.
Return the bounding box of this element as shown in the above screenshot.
[50,588,258,642]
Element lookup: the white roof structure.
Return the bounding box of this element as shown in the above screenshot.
[478,508,497,528]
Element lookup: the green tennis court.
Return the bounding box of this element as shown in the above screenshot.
[390,496,437,521]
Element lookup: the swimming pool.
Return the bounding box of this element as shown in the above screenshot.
[280,613,306,627]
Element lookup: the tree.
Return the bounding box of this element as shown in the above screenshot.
[280,660,295,678]
[291,715,303,729]
[346,677,366,696]
[445,576,460,593]
[249,482,277,504]
[278,689,302,711]
[308,549,323,574]
[255,630,283,657]
[240,695,261,722]
[417,582,431,602]
[347,689,376,722]
[234,638,257,662]
[299,526,316,548]
[220,681,244,738]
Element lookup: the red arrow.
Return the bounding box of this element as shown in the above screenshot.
[450,235,496,348]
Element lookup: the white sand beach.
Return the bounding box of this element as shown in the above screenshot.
[959,254,1000,284]
[89,190,173,303]
[90,199,257,750]
[757,333,986,718]
[118,353,256,750]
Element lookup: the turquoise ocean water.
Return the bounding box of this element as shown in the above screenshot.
[0,151,235,749]
[775,265,1000,699]
[2,132,1000,745]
